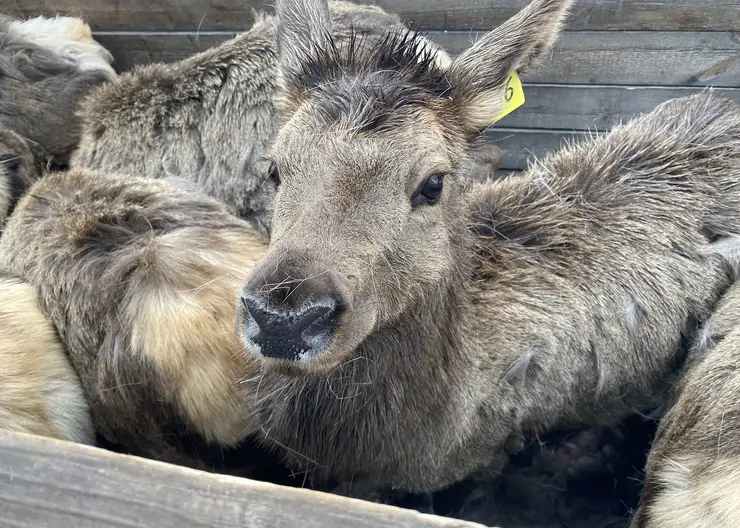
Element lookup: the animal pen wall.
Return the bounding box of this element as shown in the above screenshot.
[6,0,740,171]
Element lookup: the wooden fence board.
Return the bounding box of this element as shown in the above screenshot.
[1,0,265,32]
[484,128,590,170]
[433,30,740,87]
[3,0,739,31]
[495,85,740,130]
[93,32,232,71]
[93,30,740,88]
[0,430,488,528]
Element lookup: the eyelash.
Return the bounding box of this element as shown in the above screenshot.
[411,173,446,208]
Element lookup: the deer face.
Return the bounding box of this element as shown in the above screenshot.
[238,0,574,373]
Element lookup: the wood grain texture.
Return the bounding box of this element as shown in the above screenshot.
[495,85,740,130]
[433,30,740,87]
[374,0,740,31]
[93,31,234,71]
[4,0,739,31]
[1,0,266,32]
[483,128,590,170]
[0,430,488,528]
[93,30,740,88]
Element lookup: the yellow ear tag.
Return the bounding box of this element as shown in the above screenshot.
[491,71,525,124]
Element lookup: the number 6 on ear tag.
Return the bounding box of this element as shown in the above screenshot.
[491,71,525,124]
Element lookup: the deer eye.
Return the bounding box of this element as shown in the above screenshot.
[412,173,445,208]
[268,161,280,186]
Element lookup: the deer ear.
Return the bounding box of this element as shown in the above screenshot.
[275,0,334,78]
[447,0,574,132]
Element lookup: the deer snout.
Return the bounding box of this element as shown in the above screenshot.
[239,255,351,363]
[241,294,342,361]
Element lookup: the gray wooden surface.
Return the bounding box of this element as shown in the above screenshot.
[0,430,487,528]
[4,0,739,167]
[94,30,740,88]
[486,128,588,170]
[3,0,739,31]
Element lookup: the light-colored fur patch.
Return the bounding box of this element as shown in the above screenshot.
[125,229,266,445]
[411,38,452,70]
[703,234,740,277]
[433,49,453,70]
[644,455,740,528]
[460,87,508,131]
[8,16,116,79]
[0,278,94,444]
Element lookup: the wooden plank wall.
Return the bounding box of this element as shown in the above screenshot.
[3,0,739,170]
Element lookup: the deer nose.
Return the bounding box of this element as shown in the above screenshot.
[241,294,341,361]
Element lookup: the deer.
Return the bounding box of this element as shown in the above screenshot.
[0,166,269,468]
[630,271,740,528]
[0,15,115,170]
[0,2,495,470]
[232,0,740,494]
[69,0,459,237]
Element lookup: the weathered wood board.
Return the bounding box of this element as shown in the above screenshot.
[93,30,740,88]
[494,85,740,131]
[484,128,589,170]
[5,0,738,170]
[0,430,488,528]
[3,0,739,31]
[435,31,740,88]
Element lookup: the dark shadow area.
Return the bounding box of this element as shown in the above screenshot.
[187,413,658,528]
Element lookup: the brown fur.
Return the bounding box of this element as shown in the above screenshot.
[0,273,94,444]
[0,128,37,227]
[0,168,268,465]
[0,15,114,169]
[70,1,451,237]
[632,280,740,528]
[235,0,740,493]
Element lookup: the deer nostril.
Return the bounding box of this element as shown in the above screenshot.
[293,304,332,330]
[241,293,340,361]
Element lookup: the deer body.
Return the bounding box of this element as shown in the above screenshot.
[632,278,740,528]
[0,168,268,465]
[0,15,114,170]
[0,273,94,445]
[0,14,114,225]
[236,0,740,492]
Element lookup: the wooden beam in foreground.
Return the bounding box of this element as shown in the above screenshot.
[0,430,489,528]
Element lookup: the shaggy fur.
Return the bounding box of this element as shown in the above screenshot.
[236,0,740,494]
[0,169,268,466]
[0,272,95,444]
[0,128,37,226]
[0,15,114,169]
[70,1,452,237]
[631,280,740,528]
